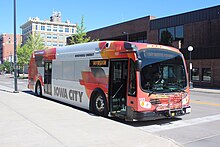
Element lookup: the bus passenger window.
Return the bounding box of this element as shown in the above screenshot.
[128,60,136,96]
[91,68,106,78]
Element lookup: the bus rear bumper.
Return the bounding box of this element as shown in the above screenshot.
[126,106,191,121]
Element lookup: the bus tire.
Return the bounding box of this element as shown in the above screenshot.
[35,81,42,97]
[92,91,108,117]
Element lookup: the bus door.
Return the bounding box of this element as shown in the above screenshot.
[109,59,128,114]
[44,61,52,95]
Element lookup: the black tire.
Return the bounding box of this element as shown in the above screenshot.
[92,92,108,117]
[35,81,42,97]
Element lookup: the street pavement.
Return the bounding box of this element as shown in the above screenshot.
[1,74,220,147]
[0,83,179,147]
[190,87,220,94]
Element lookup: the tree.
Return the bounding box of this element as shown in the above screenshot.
[69,16,91,45]
[16,33,45,77]
[17,44,33,77]
[1,61,12,74]
[0,64,4,73]
[26,33,46,51]
[159,30,173,46]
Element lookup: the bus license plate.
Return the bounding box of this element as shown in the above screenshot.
[186,108,191,114]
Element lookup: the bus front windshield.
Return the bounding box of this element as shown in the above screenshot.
[139,48,187,93]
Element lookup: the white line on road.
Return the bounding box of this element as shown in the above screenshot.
[139,114,220,133]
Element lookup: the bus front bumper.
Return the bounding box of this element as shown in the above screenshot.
[126,106,191,121]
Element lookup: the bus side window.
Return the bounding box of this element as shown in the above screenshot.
[128,60,136,96]
[91,67,106,78]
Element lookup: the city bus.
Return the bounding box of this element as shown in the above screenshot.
[28,41,191,121]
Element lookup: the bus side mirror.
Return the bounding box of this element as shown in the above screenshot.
[135,60,142,71]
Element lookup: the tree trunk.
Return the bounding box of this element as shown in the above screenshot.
[23,66,25,77]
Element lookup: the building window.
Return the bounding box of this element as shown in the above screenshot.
[65,28,69,33]
[175,25,183,40]
[36,25,38,30]
[167,27,175,39]
[53,34,57,39]
[47,34,51,39]
[202,68,211,81]
[59,26,63,32]
[46,42,51,46]
[47,25,51,31]
[159,25,184,46]
[41,26,45,30]
[192,68,199,81]
[72,28,75,33]
[53,43,57,46]
[59,35,63,40]
[59,43,63,46]
[53,26,57,32]
[41,33,45,38]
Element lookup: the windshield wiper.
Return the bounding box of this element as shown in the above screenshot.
[173,87,185,92]
[148,89,157,96]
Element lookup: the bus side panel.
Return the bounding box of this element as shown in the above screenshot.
[51,57,109,110]
[52,79,89,110]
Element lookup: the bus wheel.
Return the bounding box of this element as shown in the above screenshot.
[35,81,42,97]
[93,92,108,117]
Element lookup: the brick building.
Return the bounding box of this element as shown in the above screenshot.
[20,12,76,48]
[0,34,22,64]
[87,5,220,87]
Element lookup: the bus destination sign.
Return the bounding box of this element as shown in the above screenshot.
[90,59,109,67]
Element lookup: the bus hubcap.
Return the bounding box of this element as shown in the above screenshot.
[96,96,104,112]
[37,85,41,95]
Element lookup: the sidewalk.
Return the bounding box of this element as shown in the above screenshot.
[0,85,179,147]
[190,87,220,94]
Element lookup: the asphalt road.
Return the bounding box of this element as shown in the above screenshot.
[1,74,220,146]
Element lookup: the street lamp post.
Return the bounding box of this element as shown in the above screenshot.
[13,0,18,93]
[188,46,193,89]
[122,32,129,41]
[9,52,12,74]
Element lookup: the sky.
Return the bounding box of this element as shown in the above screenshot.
[0,0,219,34]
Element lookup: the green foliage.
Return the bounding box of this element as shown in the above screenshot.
[17,44,33,75]
[69,16,93,45]
[16,33,45,75]
[0,64,4,71]
[1,61,13,73]
[17,44,32,66]
[26,33,46,51]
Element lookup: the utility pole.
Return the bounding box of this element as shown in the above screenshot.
[13,0,18,93]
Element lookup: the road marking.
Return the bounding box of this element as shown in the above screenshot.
[191,100,220,107]
[139,114,220,133]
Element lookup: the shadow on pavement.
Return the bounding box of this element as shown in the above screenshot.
[110,117,182,127]
[22,90,93,115]
[22,90,182,127]
[0,88,14,93]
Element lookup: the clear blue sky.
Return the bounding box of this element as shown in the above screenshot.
[1,0,219,34]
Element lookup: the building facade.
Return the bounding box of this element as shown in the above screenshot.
[20,12,76,48]
[87,5,220,87]
[0,34,22,64]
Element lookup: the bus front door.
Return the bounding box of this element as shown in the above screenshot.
[44,61,52,95]
[109,59,128,114]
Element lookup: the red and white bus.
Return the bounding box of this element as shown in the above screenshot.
[28,41,191,121]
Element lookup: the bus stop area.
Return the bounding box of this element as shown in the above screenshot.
[0,85,179,147]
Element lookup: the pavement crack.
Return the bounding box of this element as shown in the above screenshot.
[0,100,67,147]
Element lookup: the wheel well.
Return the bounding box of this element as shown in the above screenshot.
[89,88,106,111]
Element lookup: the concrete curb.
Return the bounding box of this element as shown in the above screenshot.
[190,88,220,94]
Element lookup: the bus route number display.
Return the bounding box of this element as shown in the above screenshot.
[90,59,109,67]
